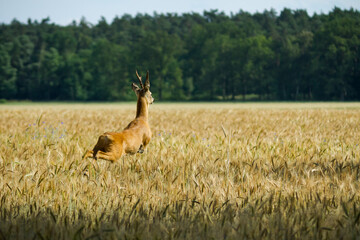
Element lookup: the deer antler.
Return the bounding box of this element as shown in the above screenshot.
[144,71,150,90]
[135,70,144,89]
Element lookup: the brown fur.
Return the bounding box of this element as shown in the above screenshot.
[82,71,154,162]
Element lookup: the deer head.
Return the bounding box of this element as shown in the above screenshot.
[132,70,154,105]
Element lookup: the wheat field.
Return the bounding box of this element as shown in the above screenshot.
[1,102,360,239]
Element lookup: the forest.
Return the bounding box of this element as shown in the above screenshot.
[0,7,359,101]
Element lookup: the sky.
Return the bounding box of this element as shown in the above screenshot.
[0,0,359,26]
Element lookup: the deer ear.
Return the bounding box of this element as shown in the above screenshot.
[144,71,150,90]
[132,83,140,93]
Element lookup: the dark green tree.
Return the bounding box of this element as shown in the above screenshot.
[0,44,17,98]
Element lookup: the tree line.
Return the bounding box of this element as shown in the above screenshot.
[0,8,359,101]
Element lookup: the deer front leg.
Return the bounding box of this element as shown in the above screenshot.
[141,136,151,150]
[137,144,144,154]
[96,150,118,162]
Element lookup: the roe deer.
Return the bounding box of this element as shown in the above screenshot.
[82,71,154,162]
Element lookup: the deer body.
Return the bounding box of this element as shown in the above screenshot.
[83,71,154,162]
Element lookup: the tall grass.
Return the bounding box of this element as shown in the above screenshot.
[0,103,360,239]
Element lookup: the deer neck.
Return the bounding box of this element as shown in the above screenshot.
[135,97,149,119]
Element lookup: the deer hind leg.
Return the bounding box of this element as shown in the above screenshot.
[95,150,118,163]
[82,150,94,160]
[91,135,112,160]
